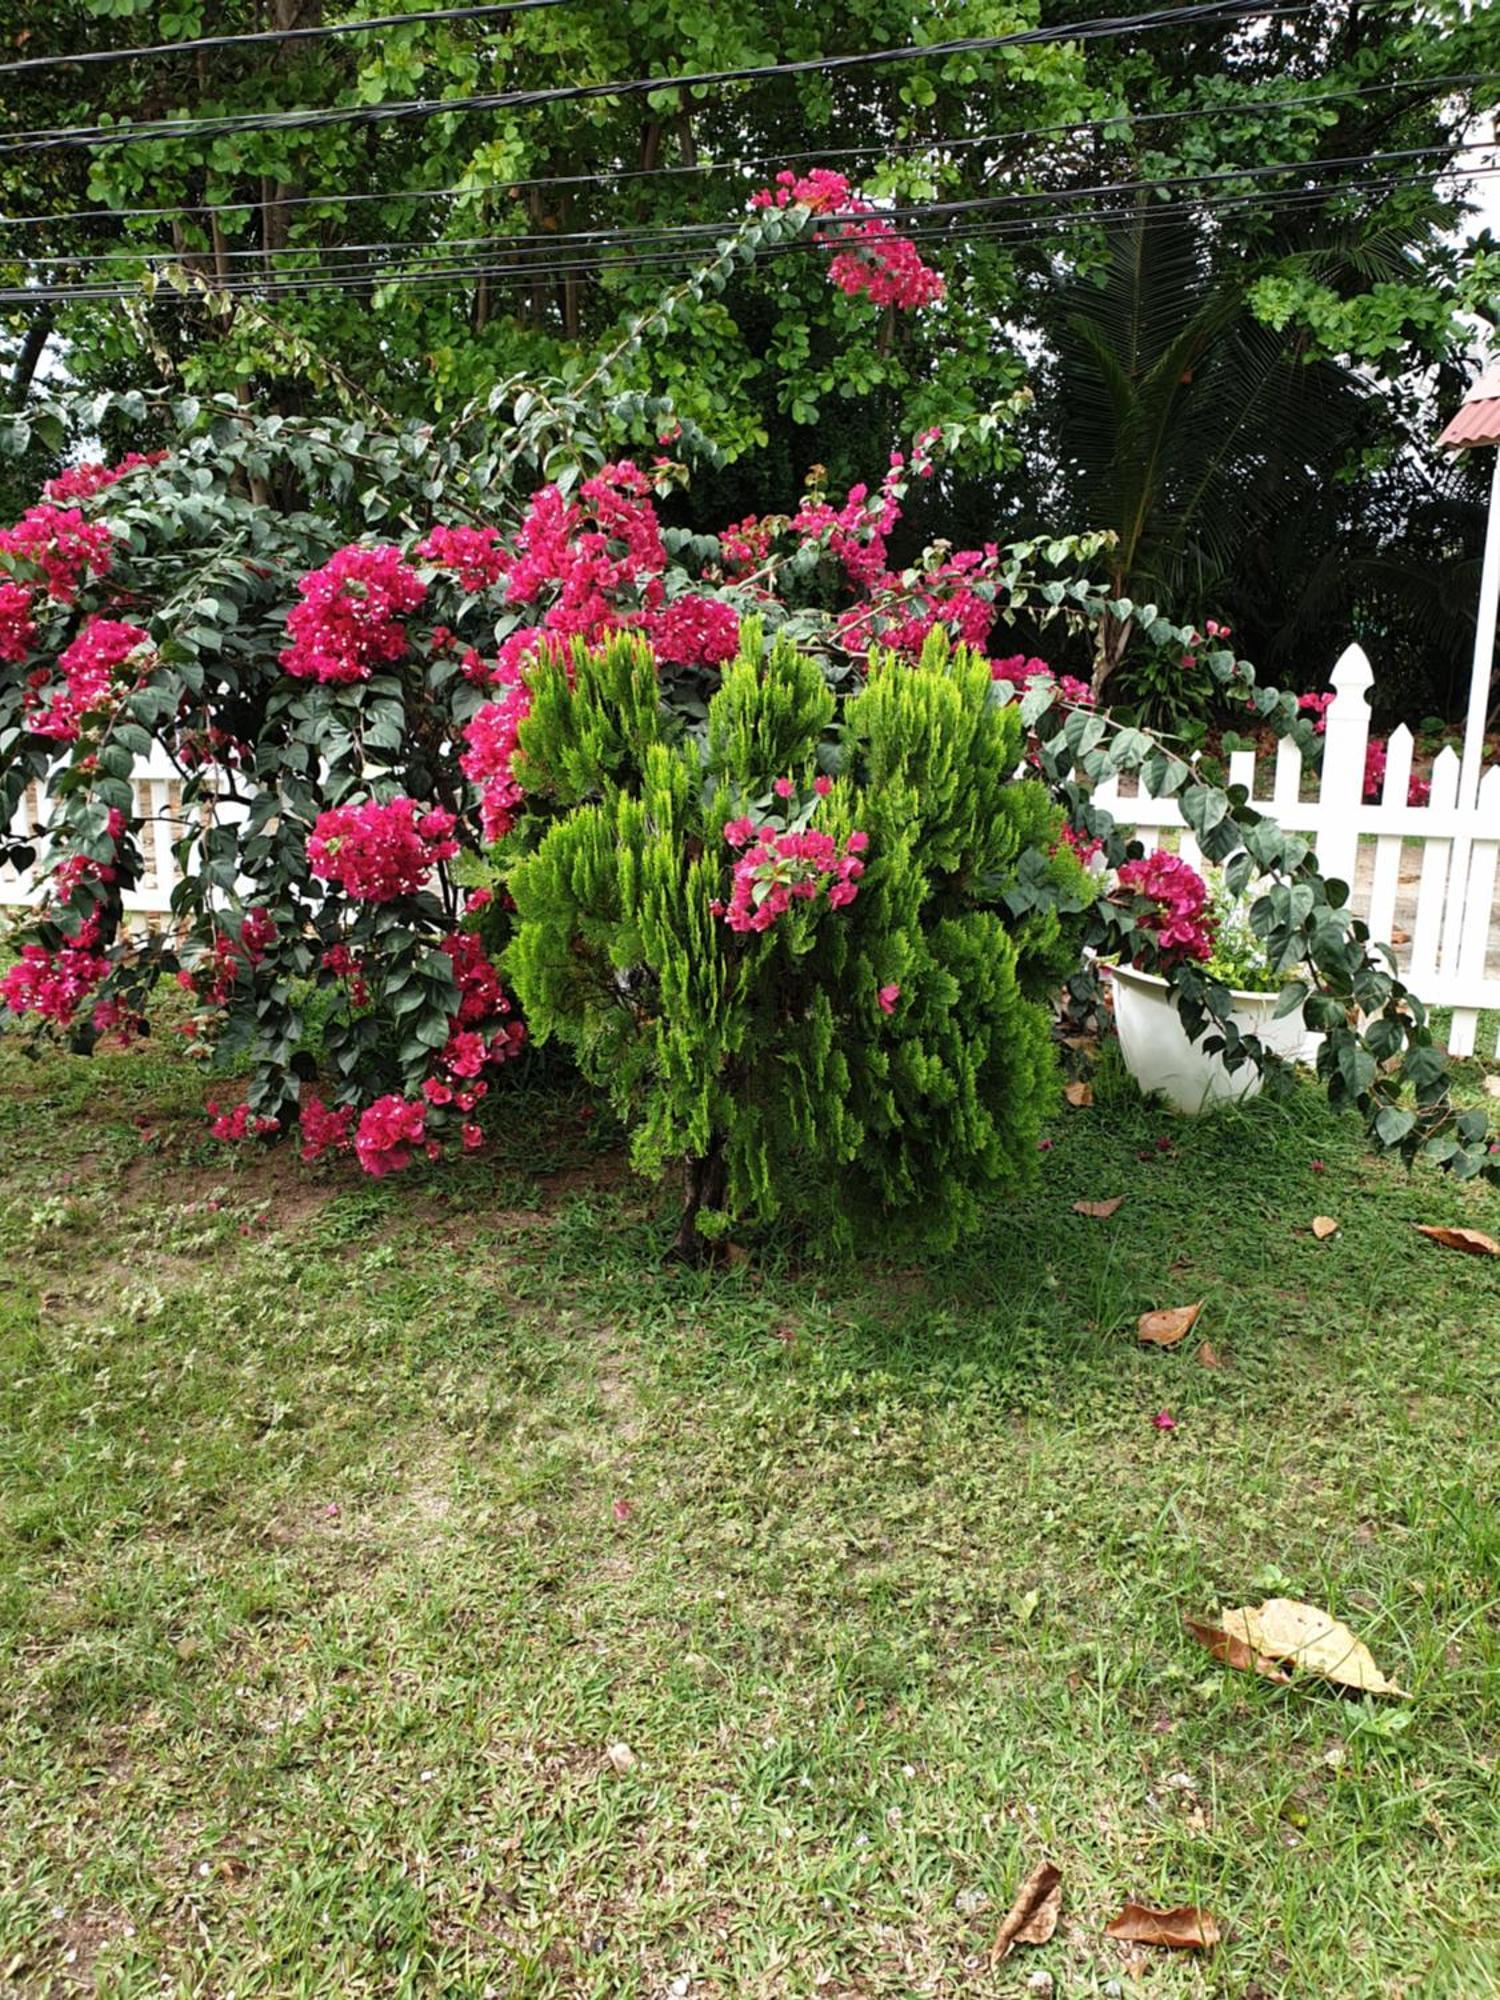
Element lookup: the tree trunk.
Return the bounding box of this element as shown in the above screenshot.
[8,312,53,407]
[1091,608,1135,700]
[669,1134,727,1262]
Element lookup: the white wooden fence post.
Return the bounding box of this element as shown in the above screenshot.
[1316,643,1374,891]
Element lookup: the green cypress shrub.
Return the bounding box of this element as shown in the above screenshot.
[507,626,1093,1256]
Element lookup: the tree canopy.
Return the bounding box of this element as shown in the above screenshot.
[2,0,1498,709]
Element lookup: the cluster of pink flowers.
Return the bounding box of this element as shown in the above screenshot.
[647,593,741,669]
[1116,850,1215,964]
[1295,692,1430,805]
[43,452,167,505]
[795,478,902,594]
[0,580,36,662]
[461,670,535,842]
[0,913,110,1027]
[354,1093,428,1176]
[297,1092,355,1163]
[26,615,149,740]
[1177,618,1233,673]
[416,524,507,593]
[715,806,868,934]
[718,514,777,577]
[206,1099,281,1142]
[0,504,114,604]
[991,653,1095,707]
[177,908,277,1007]
[280,544,427,684]
[307,797,459,902]
[751,169,944,311]
[55,807,126,893]
[320,941,371,1006]
[289,931,523,1170]
[503,463,666,639]
[423,1016,526,1100]
[441,929,507,1022]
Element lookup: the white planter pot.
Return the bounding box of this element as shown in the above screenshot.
[1109,963,1318,1115]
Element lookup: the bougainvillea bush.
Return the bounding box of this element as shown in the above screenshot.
[1,177,1495,1253]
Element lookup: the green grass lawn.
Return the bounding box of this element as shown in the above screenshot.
[1,1032,1497,1998]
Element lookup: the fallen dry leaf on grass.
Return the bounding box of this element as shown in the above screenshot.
[1137,1301,1203,1347]
[1416,1224,1500,1257]
[1189,1598,1406,1696]
[1104,1903,1221,1951]
[991,1860,1062,1962]
[1311,1215,1340,1240]
[1485,1075,1500,1100]
[1184,1614,1292,1683]
[1063,1080,1094,1108]
[604,1742,637,1774]
[1073,1196,1124,1218]
[1194,1341,1223,1368]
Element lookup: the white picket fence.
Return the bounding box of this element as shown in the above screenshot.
[5,643,1500,1052]
[1,740,204,922]
[1097,644,1500,1058]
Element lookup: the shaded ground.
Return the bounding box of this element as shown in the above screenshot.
[0,1033,1497,1998]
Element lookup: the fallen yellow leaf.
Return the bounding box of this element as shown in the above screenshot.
[1073,1195,1124,1218]
[1311,1215,1339,1240]
[990,1859,1062,1962]
[1064,1080,1094,1108]
[1137,1301,1203,1347]
[1195,1598,1406,1697]
[1416,1224,1500,1257]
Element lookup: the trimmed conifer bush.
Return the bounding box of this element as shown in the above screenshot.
[506,626,1094,1256]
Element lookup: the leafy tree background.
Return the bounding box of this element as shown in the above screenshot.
[3,0,1497,717]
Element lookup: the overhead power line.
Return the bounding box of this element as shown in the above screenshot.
[0,1,569,79]
[1,157,1484,308]
[2,69,1492,237]
[15,137,1492,272]
[0,2,1319,157]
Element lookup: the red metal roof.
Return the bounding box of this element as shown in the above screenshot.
[1438,360,1500,449]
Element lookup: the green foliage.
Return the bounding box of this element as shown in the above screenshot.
[508,630,1091,1252]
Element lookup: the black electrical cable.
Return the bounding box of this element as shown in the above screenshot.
[0,1,1321,157]
[2,157,1482,306]
[5,66,1488,233]
[0,1,570,79]
[16,139,1492,274]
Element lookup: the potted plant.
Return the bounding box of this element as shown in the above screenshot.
[1107,854,1316,1113]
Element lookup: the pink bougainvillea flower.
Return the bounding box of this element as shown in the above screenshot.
[877,983,901,1014]
[1152,1410,1177,1431]
[306,796,458,902]
[280,544,426,684]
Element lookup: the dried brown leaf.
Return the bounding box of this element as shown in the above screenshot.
[1194,1340,1223,1368]
[1184,1615,1292,1683]
[604,1742,637,1774]
[1104,1902,1221,1951]
[1137,1301,1203,1347]
[1221,1598,1407,1696]
[1311,1215,1339,1240]
[990,1860,1062,1962]
[1416,1224,1500,1258]
[1063,1080,1094,1108]
[1190,1601,1405,1696]
[1073,1196,1125,1219]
